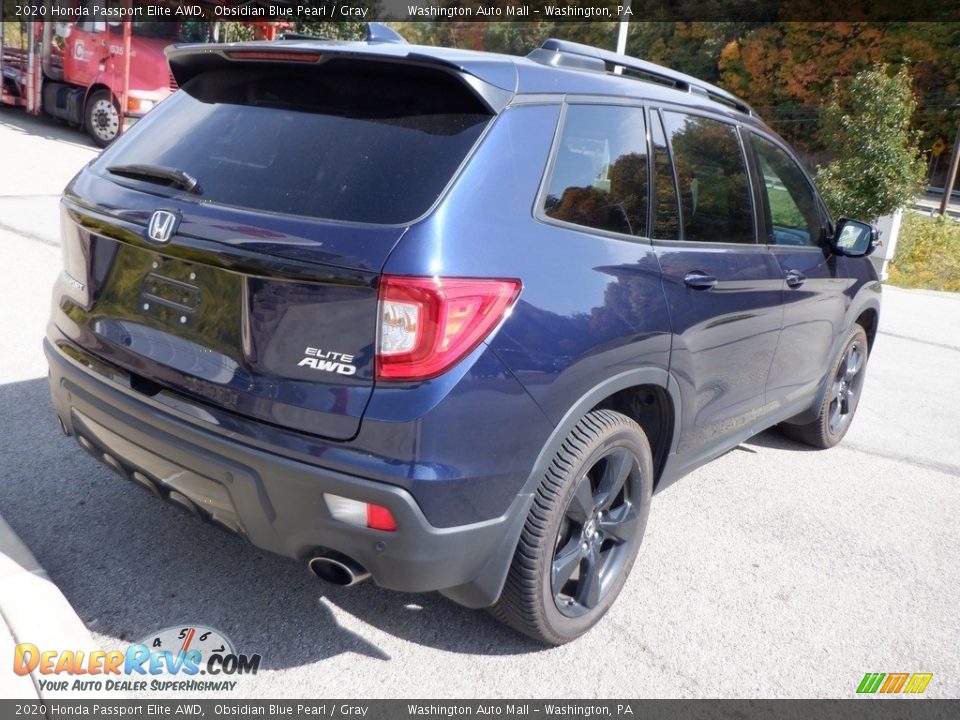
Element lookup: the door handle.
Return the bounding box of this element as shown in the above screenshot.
[683,271,718,290]
[785,270,806,288]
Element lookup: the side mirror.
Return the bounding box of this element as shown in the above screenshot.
[831,218,879,258]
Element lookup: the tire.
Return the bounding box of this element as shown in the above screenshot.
[491,409,653,645]
[85,89,120,147]
[782,324,869,449]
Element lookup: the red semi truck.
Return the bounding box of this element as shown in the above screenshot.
[1,12,281,146]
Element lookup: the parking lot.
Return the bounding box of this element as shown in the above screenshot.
[1,108,959,698]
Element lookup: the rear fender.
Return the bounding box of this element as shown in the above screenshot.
[440,366,682,608]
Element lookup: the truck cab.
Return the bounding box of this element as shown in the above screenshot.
[1,12,211,146]
[49,19,203,145]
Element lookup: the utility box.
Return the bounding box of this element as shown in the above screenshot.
[871,209,903,281]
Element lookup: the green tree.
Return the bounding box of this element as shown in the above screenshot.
[816,65,926,221]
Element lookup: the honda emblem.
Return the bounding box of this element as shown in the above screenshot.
[147,210,178,244]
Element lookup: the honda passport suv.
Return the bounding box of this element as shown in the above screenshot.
[46,34,881,644]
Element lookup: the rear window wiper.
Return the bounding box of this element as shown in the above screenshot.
[106,164,203,195]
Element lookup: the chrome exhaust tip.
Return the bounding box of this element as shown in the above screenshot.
[77,435,97,456]
[131,471,163,499]
[101,453,127,478]
[168,490,201,518]
[308,553,371,587]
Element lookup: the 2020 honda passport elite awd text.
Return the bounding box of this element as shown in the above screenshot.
[46,35,881,644]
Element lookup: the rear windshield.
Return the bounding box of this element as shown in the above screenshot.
[95,59,493,225]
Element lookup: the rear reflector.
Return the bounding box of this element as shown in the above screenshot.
[377,276,521,381]
[366,504,398,532]
[323,494,397,532]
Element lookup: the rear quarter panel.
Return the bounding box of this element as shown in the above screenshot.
[383,100,672,471]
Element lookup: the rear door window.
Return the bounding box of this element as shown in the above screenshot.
[542,104,649,238]
[661,111,755,244]
[95,60,493,225]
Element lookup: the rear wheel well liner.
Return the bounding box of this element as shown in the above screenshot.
[855,307,879,353]
[591,384,673,490]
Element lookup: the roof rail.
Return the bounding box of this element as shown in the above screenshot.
[527,38,753,116]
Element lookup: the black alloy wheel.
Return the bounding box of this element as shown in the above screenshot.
[492,409,653,644]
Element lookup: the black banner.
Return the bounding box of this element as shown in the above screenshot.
[2,0,959,23]
[1,700,958,720]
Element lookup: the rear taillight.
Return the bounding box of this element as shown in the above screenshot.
[377,276,521,381]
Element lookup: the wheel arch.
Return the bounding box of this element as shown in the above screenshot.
[535,368,681,495]
[83,82,115,112]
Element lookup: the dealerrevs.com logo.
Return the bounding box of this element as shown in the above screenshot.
[14,625,261,693]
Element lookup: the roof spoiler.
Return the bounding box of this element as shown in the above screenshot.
[165,41,513,113]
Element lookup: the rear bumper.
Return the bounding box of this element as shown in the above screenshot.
[45,338,529,600]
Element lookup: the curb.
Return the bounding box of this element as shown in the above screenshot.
[0,513,100,699]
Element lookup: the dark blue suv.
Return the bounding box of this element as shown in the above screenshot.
[46,35,880,644]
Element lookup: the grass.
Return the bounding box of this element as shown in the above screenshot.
[887,211,960,292]
[767,185,807,229]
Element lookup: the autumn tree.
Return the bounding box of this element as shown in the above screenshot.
[717,22,959,159]
[816,65,926,221]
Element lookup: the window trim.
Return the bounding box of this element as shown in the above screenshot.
[532,98,654,246]
[652,105,761,249]
[647,107,683,242]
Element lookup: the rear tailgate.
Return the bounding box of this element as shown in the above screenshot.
[53,47,497,440]
[58,192,399,440]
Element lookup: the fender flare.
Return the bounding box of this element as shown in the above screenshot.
[440,366,682,609]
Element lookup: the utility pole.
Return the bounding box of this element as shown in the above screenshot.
[614,0,631,68]
[940,120,960,216]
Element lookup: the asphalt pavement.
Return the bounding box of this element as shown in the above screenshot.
[0,107,958,699]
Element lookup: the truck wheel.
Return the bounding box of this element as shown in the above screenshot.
[782,324,869,448]
[491,410,653,645]
[85,89,120,147]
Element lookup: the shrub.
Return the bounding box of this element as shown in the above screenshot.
[816,66,926,222]
[887,213,960,292]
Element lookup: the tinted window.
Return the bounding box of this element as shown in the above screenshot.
[752,135,822,247]
[662,112,754,244]
[108,21,197,40]
[95,61,492,225]
[651,110,680,240]
[543,105,648,237]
